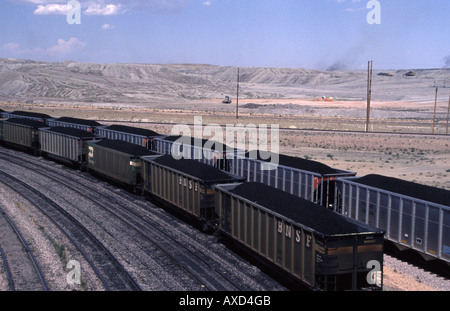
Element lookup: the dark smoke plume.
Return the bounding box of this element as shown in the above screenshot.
[444,56,450,68]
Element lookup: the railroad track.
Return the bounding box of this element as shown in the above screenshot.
[1,147,448,291]
[0,205,48,291]
[0,149,252,290]
[0,168,141,291]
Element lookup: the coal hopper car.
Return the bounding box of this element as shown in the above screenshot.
[153,135,245,172]
[229,150,356,208]
[39,127,98,169]
[0,118,48,155]
[1,111,51,123]
[96,124,161,150]
[334,174,450,265]
[88,139,158,192]
[47,117,102,133]
[214,182,384,291]
[141,154,245,228]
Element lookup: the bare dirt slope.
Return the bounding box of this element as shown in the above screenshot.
[1,58,449,105]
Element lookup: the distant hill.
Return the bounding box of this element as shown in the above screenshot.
[0,58,449,105]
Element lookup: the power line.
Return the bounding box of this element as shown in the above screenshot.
[446,94,450,135]
[432,87,438,134]
[366,60,373,132]
[236,67,240,119]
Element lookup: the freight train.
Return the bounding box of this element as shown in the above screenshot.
[0,110,448,289]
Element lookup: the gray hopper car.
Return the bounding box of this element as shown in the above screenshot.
[39,127,98,168]
[141,154,245,227]
[2,111,51,122]
[88,139,158,191]
[214,182,385,291]
[230,151,356,208]
[0,118,47,154]
[335,174,450,264]
[47,117,102,133]
[153,136,245,172]
[96,124,161,150]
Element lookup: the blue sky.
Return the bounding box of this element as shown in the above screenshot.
[0,0,449,70]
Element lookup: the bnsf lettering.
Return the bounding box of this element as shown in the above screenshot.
[277,221,292,239]
[306,234,312,248]
[285,225,292,238]
[295,230,301,243]
[179,177,196,191]
[295,229,312,248]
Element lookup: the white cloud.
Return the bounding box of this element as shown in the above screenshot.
[2,37,85,59]
[8,0,65,4]
[332,0,365,13]
[2,42,43,54]
[125,0,191,13]
[47,37,86,55]
[10,0,192,15]
[3,42,21,52]
[101,23,115,30]
[344,7,366,12]
[33,4,71,15]
[84,3,122,15]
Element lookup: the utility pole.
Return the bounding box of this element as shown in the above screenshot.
[446,94,450,135]
[236,67,240,119]
[432,87,438,134]
[366,60,373,132]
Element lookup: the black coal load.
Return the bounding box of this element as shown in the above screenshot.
[163,135,207,144]
[47,127,97,138]
[152,154,239,181]
[54,117,101,126]
[6,118,48,129]
[10,110,51,119]
[104,124,160,137]
[354,174,450,207]
[246,150,342,175]
[94,139,158,157]
[229,182,366,235]
[163,135,235,153]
